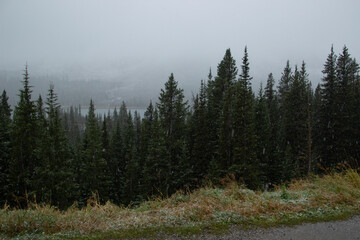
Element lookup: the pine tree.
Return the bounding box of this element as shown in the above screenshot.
[189,80,211,183]
[101,116,111,164]
[119,101,128,131]
[0,90,12,205]
[140,102,154,162]
[207,50,238,171]
[123,112,139,204]
[108,121,123,204]
[277,61,297,180]
[312,83,322,172]
[232,47,260,189]
[79,100,110,205]
[44,85,74,208]
[139,102,154,197]
[157,73,188,194]
[254,84,270,184]
[301,63,314,174]
[351,72,360,164]
[142,109,169,197]
[278,60,292,103]
[264,73,282,184]
[33,94,49,203]
[283,65,309,177]
[10,65,39,206]
[335,46,359,166]
[318,46,338,168]
[68,106,81,147]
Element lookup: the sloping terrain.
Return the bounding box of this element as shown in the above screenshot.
[1,169,360,239]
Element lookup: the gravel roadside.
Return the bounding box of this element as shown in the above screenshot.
[134,215,360,240]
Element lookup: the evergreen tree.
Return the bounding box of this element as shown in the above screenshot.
[68,106,81,147]
[139,102,154,163]
[0,90,12,205]
[139,102,154,196]
[157,73,188,194]
[10,65,39,206]
[335,46,359,166]
[312,83,322,171]
[278,60,292,103]
[123,112,138,204]
[101,116,111,163]
[283,65,309,177]
[108,121,123,204]
[264,73,282,184]
[318,46,338,168]
[207,50,238,170]
[277,61,294,180]
[44,85,74,208]
[232,47,260,189]
[350,72,360,165]
[189,80,211,183]
[142,109,169,197]
[79,100,110,205]
[119,101,128,130]
[254,84,270,184]
[33,94,49,203]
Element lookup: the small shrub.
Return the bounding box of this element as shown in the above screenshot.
[280,186,291,200]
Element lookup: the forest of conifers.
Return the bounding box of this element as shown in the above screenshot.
[0,46,359,209]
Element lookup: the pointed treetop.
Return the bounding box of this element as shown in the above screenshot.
[239,46,253,87]
[217,48,238,83]
[208,67,212,81]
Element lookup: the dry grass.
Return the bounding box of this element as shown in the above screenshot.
[1,169,360,239]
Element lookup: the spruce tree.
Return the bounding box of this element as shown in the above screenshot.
[189,80,211,183]
[335,46,359,166]
[232,47,260,189]
[207,50,238,171]
[278,60,292,103]
[33,94,49,203]
[44,85,74,208]
[108,121,123,204]
[283,65,309,177]
[157,73,188,194]
[123,112,138,204]
[10,65,39,206]
[0,90,12,205]
[101,116,111,164]
[254,84,270,184]
[312,83,322,172]
[79,100,110,205]
[139,102,154,196]
[119,101,128,130]
[318,46,338,168]
[142,109,169,197]
[264,73,282,184]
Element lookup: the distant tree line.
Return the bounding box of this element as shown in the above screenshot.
[0,46,359,209]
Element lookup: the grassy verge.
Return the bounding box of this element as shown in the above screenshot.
[1,169,360,239]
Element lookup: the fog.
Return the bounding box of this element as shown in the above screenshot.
[1,0,360,106]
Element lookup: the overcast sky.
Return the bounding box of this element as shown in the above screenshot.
[1,0,360,92]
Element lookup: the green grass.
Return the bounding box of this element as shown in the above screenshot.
[1,169,360,239]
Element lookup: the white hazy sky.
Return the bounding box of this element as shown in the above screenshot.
[1,0,360,91]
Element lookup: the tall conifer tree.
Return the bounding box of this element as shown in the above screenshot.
[157,73,188,194]
[80,100,110,205]
[10,65,39,206]
[232,47,260,189]
[0,90,12,204]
